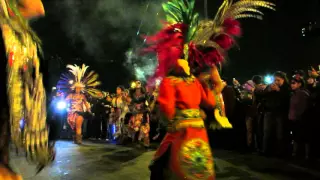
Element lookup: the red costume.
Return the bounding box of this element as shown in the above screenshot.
[152,76,216,179]
[142,0,275,179]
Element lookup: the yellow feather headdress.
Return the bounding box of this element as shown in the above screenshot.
[193,0,276,49]
[60,64,103,98]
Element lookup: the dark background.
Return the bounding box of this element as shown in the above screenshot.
[33,0,320,91]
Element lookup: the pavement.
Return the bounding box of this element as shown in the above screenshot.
[8,140,320,180]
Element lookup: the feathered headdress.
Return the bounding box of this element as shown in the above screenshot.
[142,0,275,79]
[190,0,275,70]
[141,0,199,83]
[58,64,103,98]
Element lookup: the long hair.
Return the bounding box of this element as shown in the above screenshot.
[274,71,289,86]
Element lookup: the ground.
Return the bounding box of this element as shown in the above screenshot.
[9,141,320,180]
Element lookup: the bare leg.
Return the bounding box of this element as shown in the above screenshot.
[75,116,84,144]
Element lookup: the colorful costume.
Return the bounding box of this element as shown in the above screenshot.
[110,86,126,139]
[0,0,54,177]
[129,80,150,146]
[142,0,274,179]
[58,64,102,144]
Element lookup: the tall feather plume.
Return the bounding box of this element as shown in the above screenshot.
[190,0,275,67]
[162,0,199,43]
[194,0,275,45]
[141,0,199,84]
[60,64,103,98]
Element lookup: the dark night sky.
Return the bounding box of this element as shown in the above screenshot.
[32,0,320,90]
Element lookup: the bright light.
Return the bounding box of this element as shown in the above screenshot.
[155,79,161,86]
[112,124,116,140]
[57,101,67,110]
[19,119,25,129]
[264,75,274,85]
[68,80,74,85]
[131,81,136,89]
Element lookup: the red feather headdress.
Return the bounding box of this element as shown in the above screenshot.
[141,23,187,82]
[141,0,275,82]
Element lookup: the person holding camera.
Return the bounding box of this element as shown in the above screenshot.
[261,71,290,156]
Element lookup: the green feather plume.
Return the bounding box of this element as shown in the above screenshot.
[162,0,199,42]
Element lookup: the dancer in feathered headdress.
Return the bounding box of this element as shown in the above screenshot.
[0,0,54,178]
[60,64,102,144]
[142,0,275,179]
[128,80,151,147]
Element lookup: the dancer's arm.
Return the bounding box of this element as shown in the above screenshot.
[210,65,225,94]
[198,79,216,110]
[82,95,91,113]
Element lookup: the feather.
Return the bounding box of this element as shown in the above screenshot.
[59,64,102,99]
[190,0,275,68]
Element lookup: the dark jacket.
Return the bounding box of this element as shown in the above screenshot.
[262,84,290,114]
[288,88,310,121]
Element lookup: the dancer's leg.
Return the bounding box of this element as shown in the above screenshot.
[75,116,84,144]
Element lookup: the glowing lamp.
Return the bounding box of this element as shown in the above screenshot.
[131,82,136,89]
[264,75,273,85]
[57,101,67,110]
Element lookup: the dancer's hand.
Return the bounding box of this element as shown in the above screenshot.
[214,109,232,128]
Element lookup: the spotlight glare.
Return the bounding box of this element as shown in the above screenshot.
[264,75,273,85]
[57,101,67,110]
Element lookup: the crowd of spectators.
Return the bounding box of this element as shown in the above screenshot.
[211,67,320,162]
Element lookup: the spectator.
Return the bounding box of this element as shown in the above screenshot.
[253,76,267,152]
[289,75,310,159]
[261,71,290,156]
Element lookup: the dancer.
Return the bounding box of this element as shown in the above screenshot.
[129,80,150,146]
[189,0,275,129]
[142,0,274,179]
[109,86,126,140]
[59,64,102,144]
[0,0,55,178]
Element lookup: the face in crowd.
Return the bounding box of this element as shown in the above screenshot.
[290,80,302,91]
[116,87,122,95]
[274,76,285,87]
[75,87,81,94]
